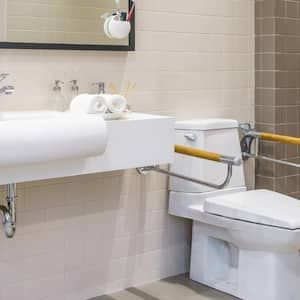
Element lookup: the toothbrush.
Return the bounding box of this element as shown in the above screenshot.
[125,81,136,112]
[124,81,136,99]
[127,0,135,21]
[124,80,131,99]
[109,82,120,94]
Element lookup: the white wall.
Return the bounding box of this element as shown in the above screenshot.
[0,1,254,299]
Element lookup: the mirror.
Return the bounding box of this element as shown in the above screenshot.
[0,0,135,51]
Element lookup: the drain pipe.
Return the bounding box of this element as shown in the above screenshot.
[0,184,17,238]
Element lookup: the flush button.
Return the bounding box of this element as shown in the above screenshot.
[184,133,197,141]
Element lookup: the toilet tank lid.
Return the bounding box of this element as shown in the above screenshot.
[175,119,239,130]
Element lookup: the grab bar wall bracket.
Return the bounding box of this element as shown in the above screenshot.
[239,123,300,169]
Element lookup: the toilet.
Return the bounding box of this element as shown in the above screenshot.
[169,119,300,300]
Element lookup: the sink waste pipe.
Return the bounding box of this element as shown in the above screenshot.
[0,184,17,238]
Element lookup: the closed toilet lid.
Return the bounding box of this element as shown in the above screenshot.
[203,189,300,229]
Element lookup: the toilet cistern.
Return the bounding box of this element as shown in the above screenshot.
[0,73,15,95]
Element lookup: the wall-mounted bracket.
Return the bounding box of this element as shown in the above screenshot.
[239,123,300,169]
[240,135,256,161]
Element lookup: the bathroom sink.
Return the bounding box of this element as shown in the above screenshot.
[0,112,174,184]
[0,110,64,121]
[0,110,108,167]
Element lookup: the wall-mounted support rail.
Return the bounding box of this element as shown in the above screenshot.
[240,123,300,169]
[137,145,241,190]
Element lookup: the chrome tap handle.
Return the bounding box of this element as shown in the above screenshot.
[53,80,64,92]
[92,82,105,94]
[69,80,79,92]
[0,73,9,82]
[0,85,15,96]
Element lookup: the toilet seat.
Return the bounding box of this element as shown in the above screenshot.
[203,189,300,230]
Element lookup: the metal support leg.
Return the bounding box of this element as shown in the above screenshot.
[137,164,233,190]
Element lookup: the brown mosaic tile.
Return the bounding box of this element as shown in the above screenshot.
[255,0,300,195]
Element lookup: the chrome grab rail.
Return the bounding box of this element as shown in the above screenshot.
[137,164,233,190]
[137,145,241,190]
[257,155,300,169]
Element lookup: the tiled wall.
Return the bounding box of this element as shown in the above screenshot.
[256,0,300,197]
[0,1,254,299]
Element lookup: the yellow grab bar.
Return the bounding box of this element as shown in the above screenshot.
[137,145,241,190]
[259,132,300,146]
[175,144,221,162]
[174,144,241,166]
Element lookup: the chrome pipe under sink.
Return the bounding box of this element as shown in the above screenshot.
[0,184,17,238]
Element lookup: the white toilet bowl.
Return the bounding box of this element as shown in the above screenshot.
[169,119,300,300]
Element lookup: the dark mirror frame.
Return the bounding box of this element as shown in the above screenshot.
[0,0,135,51]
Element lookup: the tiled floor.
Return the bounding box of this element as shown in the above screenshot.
[89,275,240,300]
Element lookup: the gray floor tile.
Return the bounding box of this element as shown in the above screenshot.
[89,275,240,300]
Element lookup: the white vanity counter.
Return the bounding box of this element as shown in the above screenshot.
[0,112,175,184]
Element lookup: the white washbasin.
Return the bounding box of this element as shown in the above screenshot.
[0,111,64,121]
[0,112,174,184]
[0,111,108,167]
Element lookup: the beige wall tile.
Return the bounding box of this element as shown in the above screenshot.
[0,0,255,299]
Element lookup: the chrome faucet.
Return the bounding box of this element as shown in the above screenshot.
[0,86,15,95]
[93,81,105,94]
[0,73,15,96]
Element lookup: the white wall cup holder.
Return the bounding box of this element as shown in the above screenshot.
[104,15,131,39]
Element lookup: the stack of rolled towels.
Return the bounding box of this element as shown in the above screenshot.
[69,93,127,118]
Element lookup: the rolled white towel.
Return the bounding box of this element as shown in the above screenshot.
[69,94,107,114]
[105,94,127,113]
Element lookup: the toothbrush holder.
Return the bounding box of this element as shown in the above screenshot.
[104,15,131,39]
